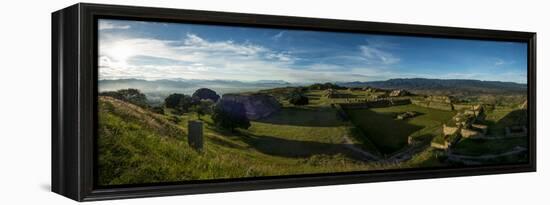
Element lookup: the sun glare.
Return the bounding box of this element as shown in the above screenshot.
[109,43,135,63]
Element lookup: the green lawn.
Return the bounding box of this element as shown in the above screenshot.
[345,104,455,155]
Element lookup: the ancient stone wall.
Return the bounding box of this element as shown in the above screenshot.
[339,98,411,109]
[431,141,450,149]
[390,99,412,106]
[411,98,454,111]
[443,124,459,136]
[460,128,484,138]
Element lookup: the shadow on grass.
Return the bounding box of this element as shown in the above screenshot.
[208,136,247,150]
[485,109,527,136]
[255,107,346,127]
[346,109,424,155]
[240,132,368,160]
[209,125,368,161]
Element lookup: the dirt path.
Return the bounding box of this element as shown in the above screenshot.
[342,135,381,161]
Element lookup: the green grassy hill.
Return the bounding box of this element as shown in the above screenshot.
[98,96,409,185]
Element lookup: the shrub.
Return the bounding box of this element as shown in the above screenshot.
[192,100,214,119]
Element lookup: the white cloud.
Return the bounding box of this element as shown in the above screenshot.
[99,21,131,30]
[358,45,400,65]
[271,31,284,41]
[494,58,505,66]
[99,32,413,83]
[99,33,325,82]
[493,58,514,66]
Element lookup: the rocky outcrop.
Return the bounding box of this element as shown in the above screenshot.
[221,93,281,120]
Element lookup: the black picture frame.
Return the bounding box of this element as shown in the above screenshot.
[52,3,536,201]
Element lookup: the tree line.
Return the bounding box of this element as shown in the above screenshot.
[100,88,250,132]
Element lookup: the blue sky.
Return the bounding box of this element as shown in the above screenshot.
[98,19,527,84]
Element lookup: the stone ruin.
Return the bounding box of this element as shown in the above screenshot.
[362,86,386,93]
[395,111,418,120]
[433,104,488,149]
[463,104,486,121]
[324,89,350,98]
[188,120,203,151]
[371,93,389,99]
[339,98,411,109]
[221,93,281,120]
[411,95,456,111]
[389,89,411,97]
[449,105,487,138]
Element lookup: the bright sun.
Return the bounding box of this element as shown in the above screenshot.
[109,43,135,63]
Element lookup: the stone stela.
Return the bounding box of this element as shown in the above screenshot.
[188,121,204,151]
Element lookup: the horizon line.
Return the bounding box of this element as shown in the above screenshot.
[98,77,528,85]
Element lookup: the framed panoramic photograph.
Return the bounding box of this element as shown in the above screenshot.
[52,3,536,201]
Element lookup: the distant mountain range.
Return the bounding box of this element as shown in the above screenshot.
[100,78,527,102]
[339,78,527,96]
[99,78,292,102]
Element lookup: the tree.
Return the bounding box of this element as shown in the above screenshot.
[165,93,185,108]
[164,93,194,113]
[100,88,149,108]
[211,100,250,132]
[192,100,214,120]
[192,88,220,102]
[289,93,309,105]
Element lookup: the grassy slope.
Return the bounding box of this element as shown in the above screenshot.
[346,104,455,155]
[98,96,395,186]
